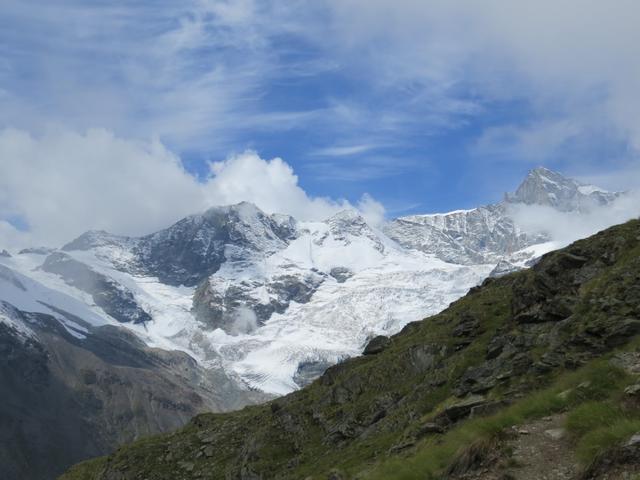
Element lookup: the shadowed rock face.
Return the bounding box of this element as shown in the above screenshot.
[42,252,151,324]
[0,302,267,480]
[63,203,298,288]
[192,271,325,332]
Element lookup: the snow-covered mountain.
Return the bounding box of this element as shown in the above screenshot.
[0,167,625,399]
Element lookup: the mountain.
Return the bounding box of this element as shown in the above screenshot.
[506,166,620,211]
[0,167,628,479]
[60,218,640,480]
[0,264,267,480]
[383,167,621,265]
[39,202,494,394]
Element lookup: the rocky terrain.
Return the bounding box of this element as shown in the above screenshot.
[60,218,640,480]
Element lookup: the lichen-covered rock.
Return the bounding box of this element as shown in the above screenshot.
[363,335,391,355]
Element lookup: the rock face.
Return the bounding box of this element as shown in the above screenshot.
[63,202,298,287]
[42,252,152,324]
[384,203,543,265]
[192,270,325,332]
[385,167,621,265]
[363,335,391,355]
[505,166,620,212]
[0,302,266,480]
[0,249,11,258]
[18,246,54,255]
[60,219,640,480]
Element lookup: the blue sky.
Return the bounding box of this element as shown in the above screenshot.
[1,1,639,245]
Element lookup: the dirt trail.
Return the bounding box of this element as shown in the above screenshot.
[452,414,578,480]
[503,414,577,480]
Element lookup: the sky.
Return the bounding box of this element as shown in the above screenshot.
[1,0,640,247]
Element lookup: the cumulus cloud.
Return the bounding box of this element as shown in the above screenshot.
[204,152,352,221]
[0,128,381,249]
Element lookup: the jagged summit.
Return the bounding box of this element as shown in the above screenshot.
[506,166,619,212]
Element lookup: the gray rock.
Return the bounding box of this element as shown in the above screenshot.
[293,360,334,387]
[626,433,640,447]
[505,167,620,213]
[64,203,298,287]
[415,422,445,437]
[489,259,522,278]
[363,335,391,355]
[624,384,640,396]
[329,267,353,283]
[544,428,566,440]
[0,302,267,480]
[42,252,151,324]
[385,167,621,266]
[0,249,11,258]
[18,247,54,255]
[439,395,487,423]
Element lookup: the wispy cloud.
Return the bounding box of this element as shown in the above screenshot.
[311,144,380,157]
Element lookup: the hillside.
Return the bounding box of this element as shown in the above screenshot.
[61,218,640,479]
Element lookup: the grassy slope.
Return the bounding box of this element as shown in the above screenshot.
[61,219,640,480]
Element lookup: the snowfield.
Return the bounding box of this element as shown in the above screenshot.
[0,168,625,395]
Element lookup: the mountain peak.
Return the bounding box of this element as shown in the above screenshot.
[506,167,617,212]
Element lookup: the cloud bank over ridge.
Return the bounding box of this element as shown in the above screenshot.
[0,128,380,248]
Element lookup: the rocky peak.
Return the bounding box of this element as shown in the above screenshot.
[62,230,132,252]
[505,166,619,212]
[326,209,371,236]
[325,209,384,252]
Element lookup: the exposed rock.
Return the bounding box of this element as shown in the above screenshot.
[18,247,54,255]
[192,270,325,332]
[544,428,565,440]
[293,360,335,387]
[489,259,522,278]
[505,166,620,212]
[363,335,391,355]
[0,306,267,480]
[626,433,640,447]
[329,267,354,283]
[438,395,488,423]
[0,249,11,258]
[415,422,445,436]
[42,252,151,324]
[452,314,481,337]
[624,384,640,396]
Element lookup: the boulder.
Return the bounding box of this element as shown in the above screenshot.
[363,336,391,355]
[438,395,487,423]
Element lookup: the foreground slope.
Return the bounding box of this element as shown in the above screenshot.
[61,219,640,479]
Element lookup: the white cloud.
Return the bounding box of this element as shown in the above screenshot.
[203,151,353,220]
[0,128,378,249]
[311,144,380,157]
[320,0,640,165]
[509,193,640,248]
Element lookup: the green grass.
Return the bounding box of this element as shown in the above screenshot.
[364,360,633,480]
[575,418,640,464]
